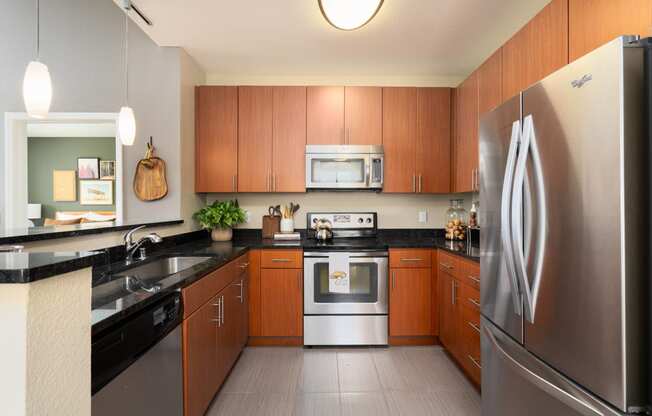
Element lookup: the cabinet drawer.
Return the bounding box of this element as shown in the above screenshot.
[461,317,482,385]
[460,259,480,290]
[390,249,432,268]
[261,249,303,269]
[437,251,459,277]
[461,282,481,314]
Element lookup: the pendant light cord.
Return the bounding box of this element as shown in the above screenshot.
[124,10,129,106]
[36,0,40,60]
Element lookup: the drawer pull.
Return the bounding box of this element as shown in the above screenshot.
[468,298,481,308]
[401,258,423,262]
[440,262,454,270]
[271,258,291,262]
[468,321,480,333]
[468,275,480,284]
[240,262,250,269]
[467,355,482,369]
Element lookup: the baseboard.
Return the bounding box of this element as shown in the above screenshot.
[247,336,303,346]
[389,335,439,346]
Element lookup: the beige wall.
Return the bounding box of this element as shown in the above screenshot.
[0,268,92,416]
[207,193,474,229]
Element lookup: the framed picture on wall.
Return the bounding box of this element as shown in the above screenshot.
[79,180,113,205]
[52,170,77,201]
[78,157,99,179]
[100,160,115,180]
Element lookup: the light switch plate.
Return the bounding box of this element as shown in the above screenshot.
[418,210,428,223]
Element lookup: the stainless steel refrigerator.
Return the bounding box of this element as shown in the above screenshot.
[479,36,650,415]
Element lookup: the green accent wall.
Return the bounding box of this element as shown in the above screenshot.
[28,137,116,221]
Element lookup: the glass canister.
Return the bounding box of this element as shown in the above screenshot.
[445,199,468,241]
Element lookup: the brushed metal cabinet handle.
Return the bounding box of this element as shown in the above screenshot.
[274,174,278,192]
[440,262,453,270]
[451,281,456,305]
[271,258,291,262]
[213,299,221,327]
[419,174,423,193]
[221,295,225,325]
[467,355,482,369]
[468,321,481,333]
[400,258,423,262]
[468,298,481,308]
[412,174,416,193]
[232,175,236,192]
[468,275,480,284]
[392,271,396,290]
[240,262,250,269]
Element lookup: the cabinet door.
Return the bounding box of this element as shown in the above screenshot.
[238,86,273,192]
[438,272,457,352]
[273,86,306,192]
[382,87,417,193]
[234,273,249,349]
[454,72,478,193]
[416,88,451,193]
[502,0,569,100]
[307,86,345,145]
[218,285,242,377]
[183,296,219,416]
[390,268,432,336]
[260,268,303,337]
[478,48,503,115]
[344,87,382,145]
[569,0,652,62]
[195,86,238,193]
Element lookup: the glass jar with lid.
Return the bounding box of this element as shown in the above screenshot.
[445,199,468,241]
[469,199,479,228]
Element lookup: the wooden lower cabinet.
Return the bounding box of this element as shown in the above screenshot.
[437,250,481,388]
[389,267,432,336]
[182,254,249,416]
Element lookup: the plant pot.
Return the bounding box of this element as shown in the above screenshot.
[211,227,233,242]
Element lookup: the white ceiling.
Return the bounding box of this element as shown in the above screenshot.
[127,0,550,86]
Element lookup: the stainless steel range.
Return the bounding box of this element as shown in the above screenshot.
[303,212,388,346]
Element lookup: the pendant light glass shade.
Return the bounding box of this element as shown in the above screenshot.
[318,0,384,30]
[23,61,52,119]
[118,106,136,146]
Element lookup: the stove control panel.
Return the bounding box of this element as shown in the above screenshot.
[307,212,377,229]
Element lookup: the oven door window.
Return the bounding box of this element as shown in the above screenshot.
[313,262,378,303]
[310,158,366,185]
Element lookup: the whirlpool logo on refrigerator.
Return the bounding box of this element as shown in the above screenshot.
[571,74,593,88]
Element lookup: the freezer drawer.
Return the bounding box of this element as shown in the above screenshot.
[481,317,624,416]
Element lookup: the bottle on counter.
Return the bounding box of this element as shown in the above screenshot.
[445,199,468,241]
[469,199,479,228]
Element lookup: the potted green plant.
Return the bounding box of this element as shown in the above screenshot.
[193,199,246,241]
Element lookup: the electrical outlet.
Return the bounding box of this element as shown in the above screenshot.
[418,210,428,223]
[244,210,251,223]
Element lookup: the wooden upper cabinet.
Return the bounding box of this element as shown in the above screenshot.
[307,86,345,145]
[272,86,306,192]
[382,87,417,193]
[344,87,382,145]
[454,72,479,193]
[195,86,238,193]
[502,0,569,100]
[478,48,503,115]
[569,0,652,61]
[238,86,273,192]
[416,88,451,193]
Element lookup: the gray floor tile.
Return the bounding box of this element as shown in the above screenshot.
[298,349,339,393]
[340,392,390,416]
[337,350,382,392]
[294,393,341,416]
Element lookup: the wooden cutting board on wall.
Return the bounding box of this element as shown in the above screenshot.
[133,142,168,201]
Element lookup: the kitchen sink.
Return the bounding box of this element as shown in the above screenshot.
[114,256,213,281]
[92,256,212,308]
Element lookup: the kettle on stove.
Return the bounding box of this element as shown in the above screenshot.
[313,218,333,240]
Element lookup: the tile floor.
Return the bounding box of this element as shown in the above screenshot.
[206,346,480,416]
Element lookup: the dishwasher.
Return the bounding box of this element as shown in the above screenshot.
[92,291,183,416]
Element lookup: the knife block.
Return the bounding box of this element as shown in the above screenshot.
[262,215,280,239]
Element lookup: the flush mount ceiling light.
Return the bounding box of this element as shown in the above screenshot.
[318,0,384,31]
[118,0,136,146]
[23,0,52,119]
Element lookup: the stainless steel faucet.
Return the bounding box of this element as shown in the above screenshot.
[124,225,163,261]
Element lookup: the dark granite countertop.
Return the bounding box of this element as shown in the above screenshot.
[0,251,103,283]
[0,219,183,245]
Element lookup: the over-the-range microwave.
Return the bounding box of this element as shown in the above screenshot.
[305,145,384,191]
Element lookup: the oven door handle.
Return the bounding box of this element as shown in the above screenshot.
[303,251,389,258]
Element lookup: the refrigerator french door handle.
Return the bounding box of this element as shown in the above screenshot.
[511,115,547,323]
[483,323,607,416]
[500,120,523,316]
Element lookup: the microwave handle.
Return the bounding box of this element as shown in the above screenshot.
[366,158,371,186]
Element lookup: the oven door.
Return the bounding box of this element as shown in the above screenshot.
[304,252,388,315]
[305,153,370,189]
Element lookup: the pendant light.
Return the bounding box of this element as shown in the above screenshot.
[118,1,136,146]
[318,0,384,31]
[23,0,52,119]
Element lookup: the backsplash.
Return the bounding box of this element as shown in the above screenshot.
[206,192,475,229]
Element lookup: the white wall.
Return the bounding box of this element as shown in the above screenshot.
[0,0,206,227]
[207,192,474,229]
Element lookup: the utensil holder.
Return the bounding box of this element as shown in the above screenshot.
[280,218,294,233]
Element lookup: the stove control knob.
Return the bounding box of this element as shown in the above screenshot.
[357,218,364,224]
[366,218,372,224]
[312,218,318,224]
